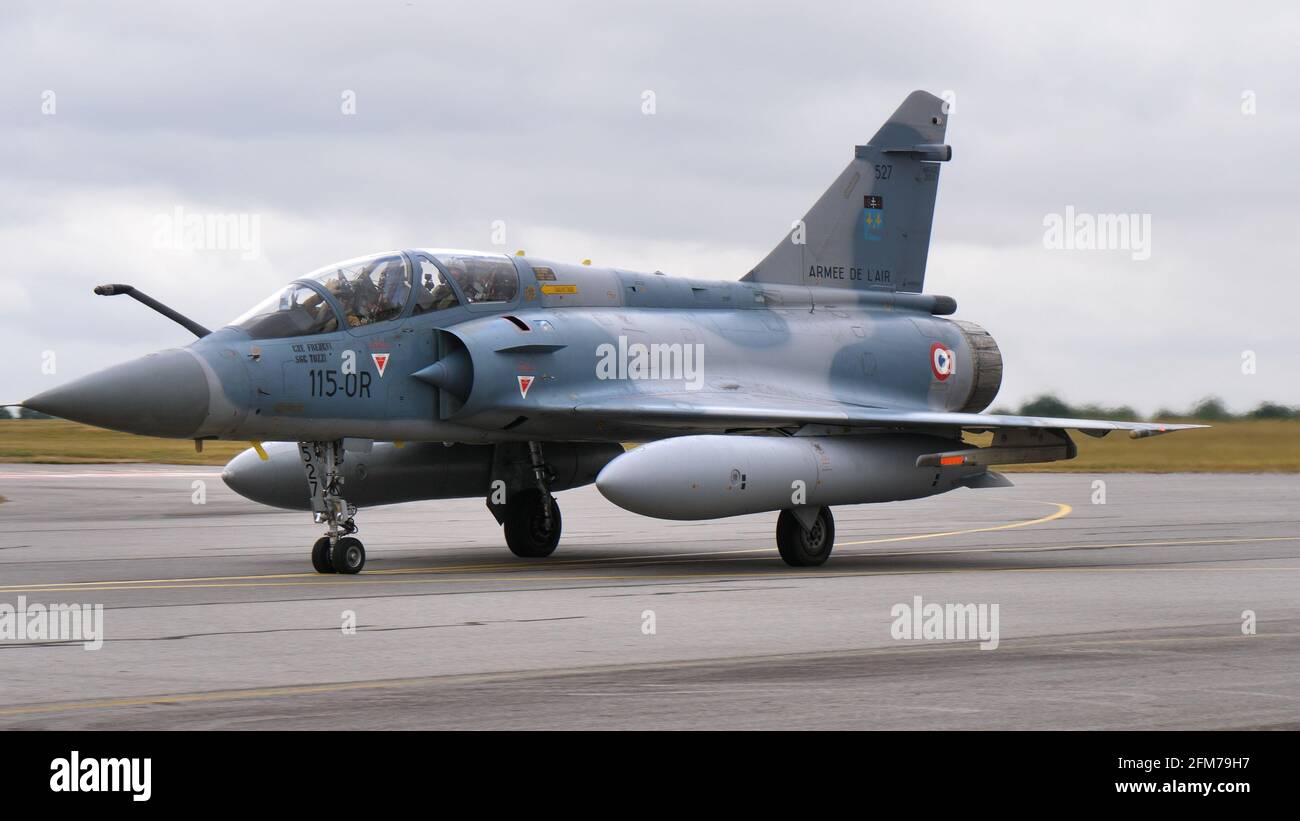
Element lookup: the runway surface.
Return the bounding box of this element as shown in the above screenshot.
[0,467,1297,730]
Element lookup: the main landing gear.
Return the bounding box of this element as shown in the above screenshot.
[488,441,563,558]
[503,488,562,557]
[301,440,365,574]
[775,505,835,567]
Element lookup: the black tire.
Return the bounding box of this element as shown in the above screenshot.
[311,537,336,574]
[503,488,562,558]
[775,507,835,567]
[330,536,366,574]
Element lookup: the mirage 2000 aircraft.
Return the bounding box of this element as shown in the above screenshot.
[22,91,1201,573]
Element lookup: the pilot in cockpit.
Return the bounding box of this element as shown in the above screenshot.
[413,261,461,313]
[349,265,381,325]
[300,287,336,331]
[324,271,353,318]
[324,271,348,302]
[376,266,406,321]
[483,268,513,302]
[429,276,455,308]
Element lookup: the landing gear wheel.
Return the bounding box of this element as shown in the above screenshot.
[504,488,562,558]
[330,536,366,574]
[311,537,336,574]
[776,506,835,567]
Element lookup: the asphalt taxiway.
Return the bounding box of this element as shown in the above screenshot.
[0,467,1297,729]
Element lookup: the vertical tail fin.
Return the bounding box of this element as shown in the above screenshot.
[742,90,950,293]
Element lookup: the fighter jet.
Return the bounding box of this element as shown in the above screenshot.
[22,91,1201,573]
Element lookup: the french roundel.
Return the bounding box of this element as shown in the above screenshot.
[930,342,956,381]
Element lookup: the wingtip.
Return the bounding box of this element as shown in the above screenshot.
[1128,423,1209,439]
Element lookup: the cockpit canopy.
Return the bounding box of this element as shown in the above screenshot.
[229,250,519,339]
[431,252,519,304]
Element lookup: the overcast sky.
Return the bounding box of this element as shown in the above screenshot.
[3,0,1297,414]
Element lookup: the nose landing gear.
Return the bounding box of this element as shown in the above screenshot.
[300,440,365,574]
[310,536,333,574]
[329,536,366,573]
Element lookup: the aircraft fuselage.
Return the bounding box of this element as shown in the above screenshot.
[177,251,991,445]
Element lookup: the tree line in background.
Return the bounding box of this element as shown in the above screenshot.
[991,395,1300,422]
[6,407,53,419]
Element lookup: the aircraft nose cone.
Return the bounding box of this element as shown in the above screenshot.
[23,349,211,438]
[221,443,310,509]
